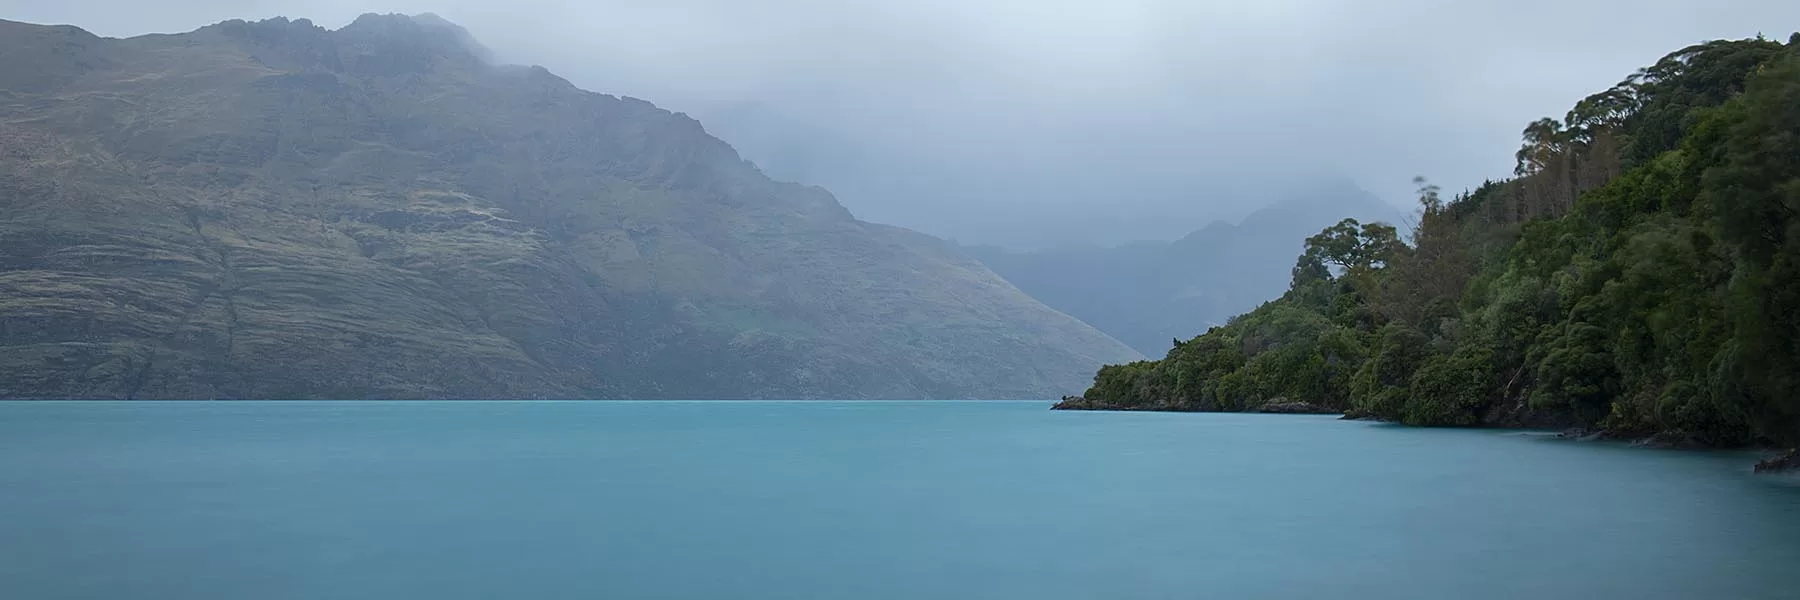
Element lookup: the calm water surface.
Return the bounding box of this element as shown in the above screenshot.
[2,401,1797,599]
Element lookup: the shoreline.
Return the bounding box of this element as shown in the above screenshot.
[1054,395,1798,472]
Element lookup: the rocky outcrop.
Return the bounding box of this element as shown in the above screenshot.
[1051,395,1195,412]
[1754,450,1800,473]
[1052,395,1097,410]
[1053,394,1340,414]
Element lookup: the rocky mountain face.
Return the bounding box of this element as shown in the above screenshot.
[0,14,1141,399]
[968,182,1403,356]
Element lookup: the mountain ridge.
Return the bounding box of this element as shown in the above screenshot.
[0,14,1142,399]
[969,181,1403,355]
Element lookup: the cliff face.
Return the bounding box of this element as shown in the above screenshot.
[0,15,1141,399]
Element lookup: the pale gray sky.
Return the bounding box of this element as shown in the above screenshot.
[6,0,1797,246]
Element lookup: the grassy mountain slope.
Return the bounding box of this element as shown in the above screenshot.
[0,15,1141,400]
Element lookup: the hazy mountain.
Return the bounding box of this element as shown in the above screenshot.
[968,180,1405,355]
[0,14,1141,400]
[696,102,1330,249]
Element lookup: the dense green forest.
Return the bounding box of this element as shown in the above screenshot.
[1066,34,1800,449]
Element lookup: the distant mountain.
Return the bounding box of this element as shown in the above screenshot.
[0,15,1141,400]
[968,181,1404,355]
[697,101,1322,249]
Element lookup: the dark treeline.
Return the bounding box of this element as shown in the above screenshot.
[1070,34,1800,448]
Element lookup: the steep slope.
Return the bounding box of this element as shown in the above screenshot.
[968,180,1402,355]
[0,15,1142,400]
[1064,36,1800,451]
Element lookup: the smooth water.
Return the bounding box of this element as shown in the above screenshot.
[2,401,1797,600]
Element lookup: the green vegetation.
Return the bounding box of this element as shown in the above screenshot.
[967,181,1401,355]
[1071,35,1800,447]
[0,15,1142,400]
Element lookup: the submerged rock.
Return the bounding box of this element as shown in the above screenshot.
[1755,450,1800,473]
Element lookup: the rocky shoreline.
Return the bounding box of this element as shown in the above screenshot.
[1053,396,1338,415]
[1564,428,1800,473]
[1056,397,1800,473]
[1052,395,1193,412]
[1755,450,1800,473]
[1551,427,1720,450]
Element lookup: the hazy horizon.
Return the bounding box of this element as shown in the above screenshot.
[6,0,1798,247]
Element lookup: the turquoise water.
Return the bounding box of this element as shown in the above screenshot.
[2,401,1797,599]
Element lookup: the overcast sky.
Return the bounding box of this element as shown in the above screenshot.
[6,0,1798,246]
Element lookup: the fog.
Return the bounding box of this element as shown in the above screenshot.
[7,0,1798,247]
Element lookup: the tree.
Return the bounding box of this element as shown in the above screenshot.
[1413,176,1443,215]
[1514,118,1568,177]
[1293,218,1404,284]
[1075,34,1800,450]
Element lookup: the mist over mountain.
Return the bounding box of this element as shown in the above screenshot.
[969,180,1404,354]
[0,14,1141,400]
[696,100,1300,248]
[13,1,1797,250]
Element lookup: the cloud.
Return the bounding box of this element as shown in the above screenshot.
[9,0,1798,246]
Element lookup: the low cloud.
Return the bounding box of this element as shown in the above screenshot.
[11,0,1798,245]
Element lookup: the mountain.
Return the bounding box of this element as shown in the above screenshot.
[0,15,1142,400]
[1061,36,1800,453]
[700,102,1350,249]
[967,180,1403,355]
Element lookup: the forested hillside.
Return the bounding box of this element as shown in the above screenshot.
[967,180,1400,355]
[1063,35,1800,449]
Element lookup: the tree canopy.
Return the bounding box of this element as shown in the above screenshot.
[1077,35,1800,447]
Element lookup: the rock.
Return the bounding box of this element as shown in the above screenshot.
[1050,395,1198,412]
[1257,400,1339,414]
[1754,449,1800,473]
[1556,427,1608,441]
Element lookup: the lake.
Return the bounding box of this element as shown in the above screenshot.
[2,401,1797,599]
